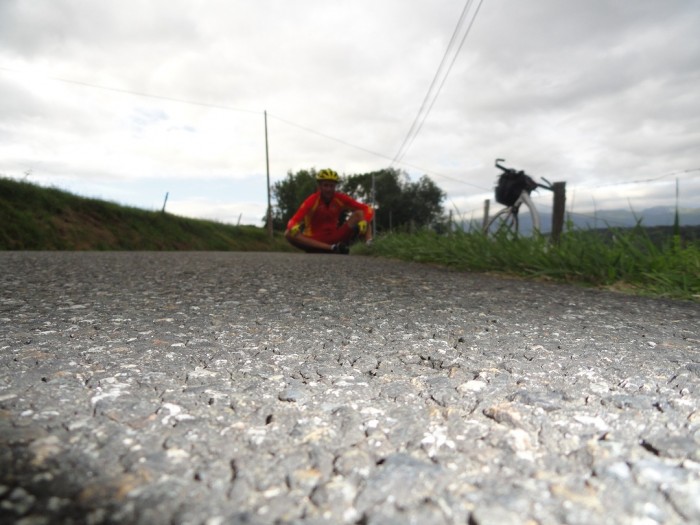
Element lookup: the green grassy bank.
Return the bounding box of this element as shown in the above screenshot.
[0,177,291,251]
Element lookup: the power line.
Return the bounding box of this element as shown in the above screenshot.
[272,106,493,190]
[269,112,490,190]
[266,112,394,163]
[392,0,484,165]
[7,63,694,199]
[2,64,488,190]
[572,168,700,188]
[392,0,475,164]
[0,65,260,115]
[410,0,484,157]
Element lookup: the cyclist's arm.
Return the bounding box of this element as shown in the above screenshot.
[337,193,374,222]
[286,193,318,234]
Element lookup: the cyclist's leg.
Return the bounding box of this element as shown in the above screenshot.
[285,230,334,252]
[286,212,371,252]
[322,223,358,248]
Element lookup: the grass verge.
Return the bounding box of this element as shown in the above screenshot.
[358,227,700,301]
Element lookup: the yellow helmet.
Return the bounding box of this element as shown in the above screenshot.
[316,169,339,182]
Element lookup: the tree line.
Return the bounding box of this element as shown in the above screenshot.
[269,167,446,233]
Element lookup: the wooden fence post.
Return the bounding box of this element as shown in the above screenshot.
[482,199,490,231]
[551,182,566,243]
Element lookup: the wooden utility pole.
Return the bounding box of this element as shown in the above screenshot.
[371,173,377,238]
[264,111,273,238]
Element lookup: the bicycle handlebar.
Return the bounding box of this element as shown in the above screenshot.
[538,177,554,191]
[495,158,553,191]
[494,158,508,172]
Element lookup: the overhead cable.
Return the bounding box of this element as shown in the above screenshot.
[392,0,484,165]
[0,65,260,114]
[1,65,489,189]
[572,168,700,188]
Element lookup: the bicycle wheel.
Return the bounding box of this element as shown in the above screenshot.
[483,206,519,237]
[483,191,540,237]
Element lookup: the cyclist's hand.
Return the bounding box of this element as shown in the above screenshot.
[358,220,368,235]
[289,223,301,237]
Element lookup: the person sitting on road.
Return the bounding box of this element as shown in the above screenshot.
[285,168,374,254]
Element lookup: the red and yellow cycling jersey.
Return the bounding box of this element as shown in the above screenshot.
[287,191,374,244]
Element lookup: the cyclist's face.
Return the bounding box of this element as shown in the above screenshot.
[319,181,337,201]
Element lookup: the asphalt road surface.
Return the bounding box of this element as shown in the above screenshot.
[1,251,699,525]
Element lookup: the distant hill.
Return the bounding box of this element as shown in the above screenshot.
[0,177,291,251]
[568,206,700,229]
[464,204,700,238]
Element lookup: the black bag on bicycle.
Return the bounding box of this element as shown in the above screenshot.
[495,170,537,206]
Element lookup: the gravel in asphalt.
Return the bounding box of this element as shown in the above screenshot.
[1,251,699,524]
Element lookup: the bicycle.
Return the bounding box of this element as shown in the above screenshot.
[483,158,554,236]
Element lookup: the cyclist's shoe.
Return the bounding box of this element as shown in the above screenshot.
[331,243,350,255]
[365,238,374,248]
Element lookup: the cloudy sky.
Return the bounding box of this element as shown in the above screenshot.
[1,0,699,226]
